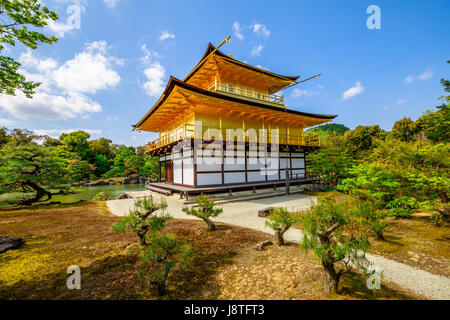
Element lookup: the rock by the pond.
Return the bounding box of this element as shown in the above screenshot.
[108,179,116,185]
[0,237,24,254]
[254,240,273,251]
[122,174,147,185]
[117,193,132,199]
[258,207,274,217]
[86,180,109,186]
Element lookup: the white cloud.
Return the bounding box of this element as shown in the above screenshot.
[159,31,175,40]
[232,21,244,40]
[252,23,271,37]
[342,81,364,100]
[383,106,390,111]
[19,50,58,73]
[292,89,319,98]
[251,44,265,57]
[33,128,102,138]
[405,75,415,84]
[140,46,166,97]
[418,69,434,81]
[103,0,119,7]
[46,19,77,38]
[0,41,122,121]
[0,91,101,121]
[0,118,16,127]
[142,62,166,97]
[45,1,86,38]
[52,41,122,94]
[405,69,434,84]
[397,98,407,106]
[256,65,268,70]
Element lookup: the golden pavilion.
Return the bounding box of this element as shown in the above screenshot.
[134,38,336,197]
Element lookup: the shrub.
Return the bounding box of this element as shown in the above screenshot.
[111,197,190,296]
[386,196,419,218]
[356,201,389,240]
[298,196,370,294]
[93,192,110,201]
[265,207,298,245]
[183,196,223,231]
[430,213,443,227]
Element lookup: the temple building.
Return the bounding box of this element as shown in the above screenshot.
[134,39,336,197]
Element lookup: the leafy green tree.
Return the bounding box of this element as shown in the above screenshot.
[89,138,115,160]
[141,231,191,296]
[93,154,110,176]
[265,207,298,245]
[7,128,43,146]
[183,196,223,231]
[110,145,135,176]
[344,125,386,156]
[0,127,8,147]
[356,201,389,240]
[111,197,191,296]
[338,162,403,206]
[298,197,370,294]
[438,60,449,103]
[308,134,354,186]
[0,144,68,205]
[43,137,62,147]
[60,131,92,161]
[67,159,91,183]
[417,104,450,143]
[391,117,421,142]
[140,157,160,179]
[124,154,145,176]
[386,196,419,218]
[112,197,168,246]
[0,0,58,97]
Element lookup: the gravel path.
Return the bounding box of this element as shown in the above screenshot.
[107,192,450,300]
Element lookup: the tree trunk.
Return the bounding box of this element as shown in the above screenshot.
[438,190,448,203]
[20,182,52,205]
[275,230,284,245]
[322,262,340,294]
[151,264,171,296]
[204,218,216,231]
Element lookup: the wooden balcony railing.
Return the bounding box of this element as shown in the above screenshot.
[145,124,320,153]
[206,81,285,107]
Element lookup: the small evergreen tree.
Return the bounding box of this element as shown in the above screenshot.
[298,197,370,294]
[111,197,191,296]
[265,207,298,245]
[183,196,223,231]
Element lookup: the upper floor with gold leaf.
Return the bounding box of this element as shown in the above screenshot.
[134,40,337,155]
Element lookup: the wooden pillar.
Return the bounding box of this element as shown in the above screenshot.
[285,167,290,195]
[158,160,161,182]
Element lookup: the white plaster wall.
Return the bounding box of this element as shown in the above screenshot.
[183,158,194,186]
[173,159,182,184]
[224,172,245,184]
[197,173,222,186]
[292,158,305,168]
[247,171,266,182]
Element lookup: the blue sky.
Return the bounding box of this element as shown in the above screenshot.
[0,0,448,147]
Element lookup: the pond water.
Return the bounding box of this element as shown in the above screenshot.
[44,183,146,204]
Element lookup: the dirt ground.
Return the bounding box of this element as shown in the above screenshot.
[0,201,419,300]
[369,213,450,278]
[307,191,450,278]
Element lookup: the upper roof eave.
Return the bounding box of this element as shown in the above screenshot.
[134,76,337,130]
[183,43,300,83]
